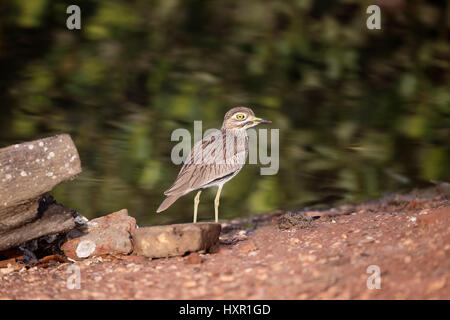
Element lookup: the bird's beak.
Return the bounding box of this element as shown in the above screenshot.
[252,116,272,124]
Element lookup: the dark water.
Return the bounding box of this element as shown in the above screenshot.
[0,1,448,225]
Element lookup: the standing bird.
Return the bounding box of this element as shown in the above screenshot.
[157,107,271,223]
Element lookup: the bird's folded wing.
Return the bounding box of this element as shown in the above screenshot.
[164,131,247,195]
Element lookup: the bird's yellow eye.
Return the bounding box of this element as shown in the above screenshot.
[235,113,246,120]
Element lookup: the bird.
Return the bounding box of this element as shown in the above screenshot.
[157,106,271,223]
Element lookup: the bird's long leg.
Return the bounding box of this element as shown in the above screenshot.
[214,186,223,223]
[193,190,202,223]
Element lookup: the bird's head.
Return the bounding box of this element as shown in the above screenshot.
[221,106,271,130]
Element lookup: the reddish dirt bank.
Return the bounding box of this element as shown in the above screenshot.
[0,193,449,299]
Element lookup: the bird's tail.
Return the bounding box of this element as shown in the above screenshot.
[156,194,181,213]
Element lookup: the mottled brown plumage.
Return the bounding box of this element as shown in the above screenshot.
[157,107,271,222]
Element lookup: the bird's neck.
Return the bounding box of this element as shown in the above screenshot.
[221,127,248,137]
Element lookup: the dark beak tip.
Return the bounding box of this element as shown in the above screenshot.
[254,117,271,124]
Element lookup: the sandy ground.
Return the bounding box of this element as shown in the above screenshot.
[0,192,449,299]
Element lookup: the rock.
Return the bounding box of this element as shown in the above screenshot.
[0,263,15,275]
[219,274,234,282]
[0,134,82,251]
[185,252,203,264]
[76,240,96,258]
[0,196,81,252]
[240,240,257,254]
[304,211,324,218]
[418,207,448,229]
[277,212,312,230]
[182,280,198,288]
[0,256,21,269]
[61,209,135,260]
[132,222,221,258]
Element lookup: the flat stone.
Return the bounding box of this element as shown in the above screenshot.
[132,222,221,258]
[61,209,136,260]
[0,134,82,250]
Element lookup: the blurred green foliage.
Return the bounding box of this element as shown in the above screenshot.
[0,0,448,225]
